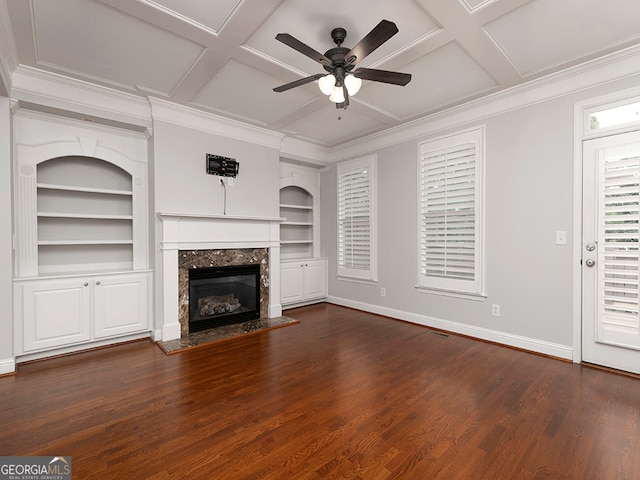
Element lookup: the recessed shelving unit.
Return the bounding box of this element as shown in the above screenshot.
[280,186,314,259]
[35,156,135,275]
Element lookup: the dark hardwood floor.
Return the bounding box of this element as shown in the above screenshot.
[1,303,639,479]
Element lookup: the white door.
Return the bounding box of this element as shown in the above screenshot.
[21,278,91,352]
[582,130,640,374]
[304,259,328,300]
[94,273,149,338]
[281,262,305,305]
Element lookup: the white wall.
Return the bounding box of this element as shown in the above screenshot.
[152,120,280,217]
[0,95,13,372]
[322,73,640,358]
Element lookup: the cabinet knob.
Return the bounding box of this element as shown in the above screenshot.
[96,281,101,285]
[84,282,89,287]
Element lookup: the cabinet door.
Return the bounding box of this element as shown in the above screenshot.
[281,262,305,305]
[304,259,328,300]
[22,279,91,352]
[94,273,149,338]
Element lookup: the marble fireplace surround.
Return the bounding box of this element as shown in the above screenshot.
[178,248,269,337]
[158,213,283,341]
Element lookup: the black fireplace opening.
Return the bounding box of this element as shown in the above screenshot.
[188,264,260,333]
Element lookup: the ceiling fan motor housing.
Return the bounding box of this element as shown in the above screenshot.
[330,27,347,45]
[325,28,356,74]
[323,48,353,76]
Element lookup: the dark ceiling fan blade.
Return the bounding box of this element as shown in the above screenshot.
[273,73,325,92]
[275,33,332,66]
[353,67,412,86]
[345,20,399,65]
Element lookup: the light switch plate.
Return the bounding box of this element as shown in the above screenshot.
[556,230,567,245]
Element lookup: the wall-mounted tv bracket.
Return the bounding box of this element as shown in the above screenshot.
[206,153,239,177]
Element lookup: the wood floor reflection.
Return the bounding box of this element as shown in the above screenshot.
[1,303,639,479]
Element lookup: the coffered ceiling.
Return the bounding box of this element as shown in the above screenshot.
[2,0,640,148]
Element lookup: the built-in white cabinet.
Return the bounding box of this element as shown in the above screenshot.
[13,110,151,359]
[280,161,327,306]
[20,277,92,352]
[281,258,328,306]
[17,272,149,353]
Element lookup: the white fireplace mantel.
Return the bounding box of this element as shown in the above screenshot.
[157,212,284,341]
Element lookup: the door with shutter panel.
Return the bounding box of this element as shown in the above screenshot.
[582,130,640,374]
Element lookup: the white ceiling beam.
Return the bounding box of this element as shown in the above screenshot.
[417,0,522,86]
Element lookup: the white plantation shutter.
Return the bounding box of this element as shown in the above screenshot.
[337,156,377,280]
[599,153,640,342]
[418,128,484,295]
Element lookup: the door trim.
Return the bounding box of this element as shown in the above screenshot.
[573,86,640,365]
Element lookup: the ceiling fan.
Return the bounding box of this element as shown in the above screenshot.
[273,20,412,109]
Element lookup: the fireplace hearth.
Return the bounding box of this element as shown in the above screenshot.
[189,264,260,332]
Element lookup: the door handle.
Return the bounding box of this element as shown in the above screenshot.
[585,259,596,267]
[585,243,596,252]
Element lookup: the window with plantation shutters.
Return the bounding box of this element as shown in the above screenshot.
[337,155,377,281]
[418,128,484,296]
[600,152,640,340]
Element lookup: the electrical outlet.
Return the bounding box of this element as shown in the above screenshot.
[491,304,501,317]
[380,287,386,297]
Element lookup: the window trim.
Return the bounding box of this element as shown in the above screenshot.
[584,94,640,138]
[337,154,378,282]
[416,126,485,297]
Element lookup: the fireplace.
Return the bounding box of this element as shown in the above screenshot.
[177,247,270,337]
[189,264,260,332]
[158,213,283,342]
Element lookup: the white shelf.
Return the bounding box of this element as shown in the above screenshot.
[38,212,134,220]
[282,221,313,226]
[38,240,134,246]
[37,183,133,196]
[280,203,313,210]
[281,240,313,245]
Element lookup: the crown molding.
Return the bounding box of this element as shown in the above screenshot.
[148,97,285,150]
[7,40,640,164]
[328,44,640,162]
[10,65,152,129]
[279,136,331,166]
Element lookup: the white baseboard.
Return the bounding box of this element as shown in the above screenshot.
[327,296,573,361]
[0,357,16,375]
[15,332,151,365]
[151,329,163,342]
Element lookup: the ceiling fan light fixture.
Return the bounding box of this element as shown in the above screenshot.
[329,86,345,103]
[344,74,362,96]
[318,74,336,95]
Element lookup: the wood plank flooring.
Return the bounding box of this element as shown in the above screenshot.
[1,303,639,479]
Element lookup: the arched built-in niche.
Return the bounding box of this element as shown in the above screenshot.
[15,137,148,278]
[279,177,320,260]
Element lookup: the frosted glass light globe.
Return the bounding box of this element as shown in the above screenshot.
[318,74,336,95]
[344,74,362,96]
[329,86,345,103]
